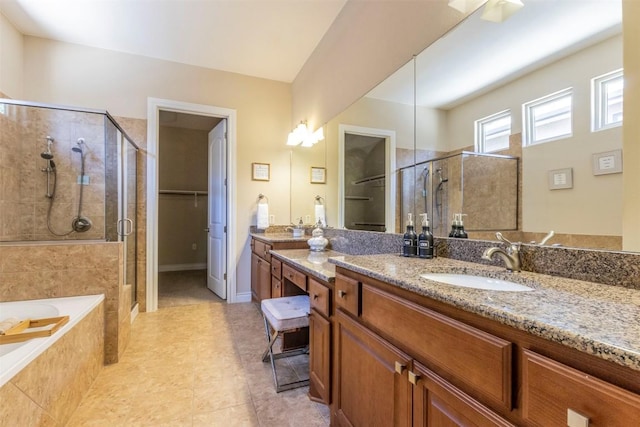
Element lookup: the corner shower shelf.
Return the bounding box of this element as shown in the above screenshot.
[352,174,385,186]
[345,196,373,201]
[159,190,208,195]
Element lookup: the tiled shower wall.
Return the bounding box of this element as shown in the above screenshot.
[0,241,129,363]
[0,104,106,241]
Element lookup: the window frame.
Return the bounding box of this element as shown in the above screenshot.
[474,109,512,153]
[522,87,573,146]
[591,68,623,132]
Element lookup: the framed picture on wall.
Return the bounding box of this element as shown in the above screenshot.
[310,167,326,184]
[252,163,270,181]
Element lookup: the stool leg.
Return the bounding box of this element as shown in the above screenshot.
[261,314,310,393]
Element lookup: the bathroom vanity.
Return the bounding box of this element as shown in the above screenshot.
[252,229,640,425]
[250,234,309,302]
[329,254,640,426]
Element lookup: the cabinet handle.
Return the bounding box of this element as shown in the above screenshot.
[313,294,318,300]
[338,290,346,298]
[567,409,590,427]
[394,361,406,374]
[408,371,420,385]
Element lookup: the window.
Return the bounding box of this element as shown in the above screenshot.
[523,88,572,146]
[592,69,623,131]
[475,110,511,153]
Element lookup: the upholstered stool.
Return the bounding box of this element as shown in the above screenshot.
[260,295,310,392]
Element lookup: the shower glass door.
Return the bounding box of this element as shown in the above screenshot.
[118,130,138,309]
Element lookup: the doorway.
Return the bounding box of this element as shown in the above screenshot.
[156,112,223,308]
[146,98,238,312]
[338,124,396,232]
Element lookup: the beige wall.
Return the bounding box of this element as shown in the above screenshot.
[16,36,293,297]
[623,0,640,251]
[447,35,623,237]
[292,0,467,130]
[0,12,23,99]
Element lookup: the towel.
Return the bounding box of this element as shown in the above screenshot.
[257,203,270,229]
[315,204,326,227]
[0,317,20,335]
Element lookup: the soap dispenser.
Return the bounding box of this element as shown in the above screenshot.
[418,213,434,259]
[449,215,458,238]
[457,214,468,239]
[402,213,417,257]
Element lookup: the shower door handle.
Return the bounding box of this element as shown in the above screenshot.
[117,218,133,236]
[123,218,133,236]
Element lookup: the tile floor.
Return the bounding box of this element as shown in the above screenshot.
[67,272,330,426]
[158,270,222,308]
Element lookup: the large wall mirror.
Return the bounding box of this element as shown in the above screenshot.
[323,0,626,251]
[290,125,327,226]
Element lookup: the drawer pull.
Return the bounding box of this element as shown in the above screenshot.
[408,371,420,386]
[313,294,318,300]
[394,361,406,374]
[567,409,589,427]
[338,290,346,298]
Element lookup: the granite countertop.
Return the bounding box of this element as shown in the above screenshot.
[270,249,339,283]
[251,232,309,243]
[327,254,640,372]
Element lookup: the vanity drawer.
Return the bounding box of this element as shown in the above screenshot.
[283,264,307,291]
[253,240,272,262]
[271,257,282,279]
[308,278,330,318]
[335,274,360,317]
[522,349,640,426]
[361,284,512,410]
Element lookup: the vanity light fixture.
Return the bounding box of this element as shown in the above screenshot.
[286,121,324,147]
[480,0,524,23]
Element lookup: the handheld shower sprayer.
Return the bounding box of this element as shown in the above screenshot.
[41,136,54,160]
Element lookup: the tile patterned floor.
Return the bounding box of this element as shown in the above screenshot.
[158,270,223,308]
[67,298,330,425]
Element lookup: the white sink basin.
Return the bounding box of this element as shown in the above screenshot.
[420,273,534,292]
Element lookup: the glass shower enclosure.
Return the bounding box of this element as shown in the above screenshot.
[0,99,139,307]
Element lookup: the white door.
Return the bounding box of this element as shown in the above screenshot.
[207,120,227,298]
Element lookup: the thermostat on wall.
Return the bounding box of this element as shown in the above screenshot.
[548,168,573,190]
[592,149,622,175]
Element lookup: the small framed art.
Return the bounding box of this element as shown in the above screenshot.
[252,163,270,181]
[310,166,326,184]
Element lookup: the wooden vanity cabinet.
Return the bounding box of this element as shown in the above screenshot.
[309,277,332,405]
[333,275,511,427]
[250,237,307,303]
[332,268,640,426]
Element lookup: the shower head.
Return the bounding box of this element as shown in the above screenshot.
[42,136,54,159]
[72,138,86,154]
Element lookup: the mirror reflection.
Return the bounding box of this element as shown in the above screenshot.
[290,125,327,226]
[324,0,623,251]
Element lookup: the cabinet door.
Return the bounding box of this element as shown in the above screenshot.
[250,253,259,302]
[334,310,412,427]
[412,361,514,427]
[271,277,282,298]
[309,308,331,405]
[522,349,640,426]
[258,256,271,301]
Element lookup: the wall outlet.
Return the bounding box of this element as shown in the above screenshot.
[269,214,275,225]
[191,243,197,250]
[305,215,311,224]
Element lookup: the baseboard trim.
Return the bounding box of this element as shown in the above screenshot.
[158,263,207,272]
[233,292,252,303]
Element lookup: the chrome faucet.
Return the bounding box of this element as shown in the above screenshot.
[482,232,521,272]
